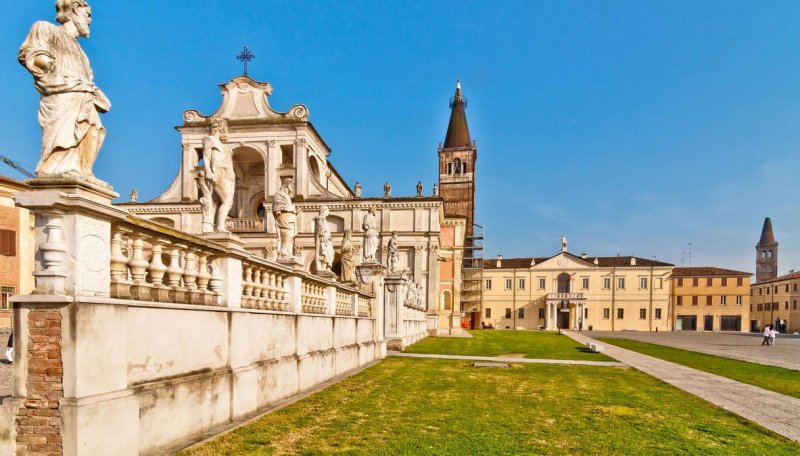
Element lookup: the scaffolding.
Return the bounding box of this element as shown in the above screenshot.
[461,223,484,321]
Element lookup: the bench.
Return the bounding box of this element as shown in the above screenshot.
[586,342,604,353]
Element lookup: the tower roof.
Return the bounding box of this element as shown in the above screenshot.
[759,217,777,245]
[443,80,471,149]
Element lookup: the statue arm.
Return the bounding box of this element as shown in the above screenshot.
[201,137,216,183]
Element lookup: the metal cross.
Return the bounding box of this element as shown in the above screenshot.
[237,45,255,76]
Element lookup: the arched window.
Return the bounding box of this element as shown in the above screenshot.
[557,273,570,293]
[441,290,452,311]
[454,159,462,175]
[762,250,767,259]
[447,163,453,175]
[768,250,773,258]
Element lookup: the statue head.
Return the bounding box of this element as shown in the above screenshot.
[344,229,352,239]
[56,1,92,38]
[320,205,329,217]
[280,177,294,195]
[210,118,229,141]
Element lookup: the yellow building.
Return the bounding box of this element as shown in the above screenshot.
[671,267,751,332]
[750,272,800,333]
[0,175,35,328]
[481,248,673,331]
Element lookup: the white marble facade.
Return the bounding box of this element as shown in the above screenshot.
[122,76,444,323]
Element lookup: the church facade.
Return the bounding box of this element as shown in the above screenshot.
[119,75,470,341]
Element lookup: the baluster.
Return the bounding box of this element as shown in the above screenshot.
[196,252,211,305]
[110,227,131,299]
[242,265,254,308]
[148,238,169,302]
[167,244,187,303]
[127,233,152,301]
[252,268,264,309]
[264,271,274,310]
[208,258,222,305]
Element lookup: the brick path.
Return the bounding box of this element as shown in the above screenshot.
[590,330,800,371]
[566,331,800,443]
[388,351,626,367]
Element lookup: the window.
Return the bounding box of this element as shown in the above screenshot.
[447,162,453,175]
[603,308,610,319]
[538,308,545,319]
[737,277,743,287]
[773,302,779,310]
[787,285,791,293]
[617,308,624,319]
[759,288,763,295]
[504,308,511,319]
[768,250,773,258]
[794,300,798,310]
[735,296,742,306]
[280,144,294,166]
[639,277,648,289]
[692,278,698,287]
[538,278,546,290]
[721,277,728,286]
[0,230,16,257]
[584,308,588,319]
[655,308,662,319]
[677,296,683,306]
[485,308,491,318]
[774,286,778,293]
[617,277,625,290]
[786,302,790,310]
[485,279,492,290]
[757,304,763,311]
[795,284,798,292]
[677,278,684,287]
[720,296,727,305]
[767,288,770,295]
[518,278,525,290]
[655,278,663,289]
[639,308,646,319]
[706,278,713,286]
[581,277,589,289]
[692,296,698,306]
[504,279,512,290]
[603,278,611,290]
[518,308,524,319]
[0,286,15,310]
[706,296,712,306]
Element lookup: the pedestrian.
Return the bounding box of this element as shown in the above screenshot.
[762,325,771,346]
[770,326,778,347]
[5,332,12,364]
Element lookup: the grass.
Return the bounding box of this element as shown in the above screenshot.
[182,357,798,455]
[598,338,800,399]
[404,330,613,361]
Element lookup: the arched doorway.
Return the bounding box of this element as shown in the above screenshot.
[557,273,570,293]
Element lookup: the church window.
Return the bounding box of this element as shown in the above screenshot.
[639,309,646,319]
[504,308,511,319]
[518,308,524,319]
[603,308,610,319]
[617,308,624,319]
[655,308,662,319]
[485,279,492,290]
[280,145,294,166]
[504,279,512,290]
[485,308,491,318]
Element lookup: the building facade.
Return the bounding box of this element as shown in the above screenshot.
[481,247,673,331]
[750,272,800,333]
[671,267,751,332]
[0,175,34,328]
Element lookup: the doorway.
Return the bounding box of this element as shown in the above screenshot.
[557,310,570,329]
[703,315,714,331]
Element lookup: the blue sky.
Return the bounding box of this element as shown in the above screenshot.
[2,1,800,274]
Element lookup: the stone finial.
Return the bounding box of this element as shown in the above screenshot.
[129,188,138,203]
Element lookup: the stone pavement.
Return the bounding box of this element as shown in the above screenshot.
[566,331,800,443]
[590,330,800,371]
[388,351,626,367]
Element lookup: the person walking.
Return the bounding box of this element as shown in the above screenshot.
[769,326,778,347]
[762,325,771,346]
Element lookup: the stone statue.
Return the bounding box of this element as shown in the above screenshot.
[432,183,439,197]
[561,234,568,253]
[383,182,391,198]
[362,208,379,263]
[129,188,138,203]
[196,170,215,233]
[202,119,235,232]
[388,231,400,273]
[273,177,299,259]
[340,229,356,283]
[19,0,111,183]
[416,181,423,197]
[354,182,362,198]
[314,206,334,273]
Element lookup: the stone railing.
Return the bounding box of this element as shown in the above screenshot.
[226,217,265,232]
[336,289,354,315]
[241,261,291,311]
[301,278,327,314]
[110,219,227,306]
[358,295,371,317]
[546,292,586,301]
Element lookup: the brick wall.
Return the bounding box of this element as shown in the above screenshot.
[15,308,63,455]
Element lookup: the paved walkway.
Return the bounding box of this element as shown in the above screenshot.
[388,351,626,367]
[590,331,800,371]
[566,331,800,443]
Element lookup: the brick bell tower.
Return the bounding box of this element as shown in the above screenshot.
[438,80,477,235]
[756,217,778,282]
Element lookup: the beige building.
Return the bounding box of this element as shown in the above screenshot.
[481,246,673,331]
[671,267,751,332]
[0,175,34,328]
[750,272,800,333]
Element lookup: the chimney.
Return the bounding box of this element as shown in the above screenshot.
[496,255,502,268]
[593,257,599,265]
[581,252,588,259]
[630,257,637,266]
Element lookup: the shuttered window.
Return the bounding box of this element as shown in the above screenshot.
[0,230,16,257]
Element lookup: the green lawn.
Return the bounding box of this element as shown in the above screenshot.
[598,338,800,400]
[182,358,798,455]
[404,329,613,361]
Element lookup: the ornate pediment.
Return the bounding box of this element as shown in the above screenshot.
[533,252,596,270]
[183,76,309,124]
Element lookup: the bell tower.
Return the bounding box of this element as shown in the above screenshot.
[438,80,477,234]
[756,217,778,282]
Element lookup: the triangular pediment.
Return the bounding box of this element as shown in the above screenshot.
[532,252,597,270]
